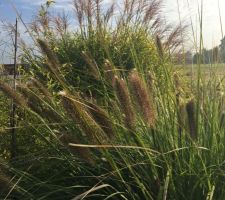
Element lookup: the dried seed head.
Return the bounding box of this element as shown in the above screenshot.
[0,80,27,108]
[30,78,53,102]
[177,99,186,136]
[87,101,115,138]
[146,71,154,92]
[59,133,95,165]
[0,173,11,194]
[129,70,156,127]
[173,73,180,89]
[18,85,61,122]
[82,51,100,80]
[186,99,197,140]
[219,112,225,129]
[156,35,163,57]
[114,76,136,129]
[59,92,107,143]
[37,39,60,73]
[104,59,116,86]
[37,39,67,88]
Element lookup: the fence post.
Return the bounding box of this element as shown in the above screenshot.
[10,18,18,159]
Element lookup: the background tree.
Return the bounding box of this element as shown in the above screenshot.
[219,36,225,62]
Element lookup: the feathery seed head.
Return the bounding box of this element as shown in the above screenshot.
[60,93,107,143]
[186,98,197,140]
[59,133,95,165]
[104,59,116,86]
[114,76,136,129]
[156,35,163,57]
[0,80,27,108]
[37,39,67,88]
[129,70,156,127]
[82,51,100,80]
[30,78,53,102]
[87,101,115,138]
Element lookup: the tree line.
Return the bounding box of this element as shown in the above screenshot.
[175,36,225,64]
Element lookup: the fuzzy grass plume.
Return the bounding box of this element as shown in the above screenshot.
[114,76,136,129]
[0,79,27,108]
[86,101,115,138]
[129,70,156,127]
[82,51,101,80]
[186,98,198,140]
[18,84,61,122]
[103,59,116,86]
[37,39,67,89]
[156,35,163,57]
[59,91,107,143]
[30,78,53,102]
[59,133,95,165]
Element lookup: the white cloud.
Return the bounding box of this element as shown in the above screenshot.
[163,0,225,49]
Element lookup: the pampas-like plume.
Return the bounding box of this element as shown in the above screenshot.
[129,70,156,127]
[18,85,61,122]
[59,91,107,143]
[146,71,154,92]
[59,133,95,165]
[114,76,136,129]
[30,78,53,102]
[86,101,115,138]
[156,35,163,57]
[173,73,180,91]
[103,59,116,86]
[173,72,182,142]
[0,79,27,108]
[82,51,100,80]
[0,173,11,194]
[37,39,67,88]
[219,112,225,129]
[186,99,197,140]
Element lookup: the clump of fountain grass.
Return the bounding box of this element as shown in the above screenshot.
[1,0,225,199]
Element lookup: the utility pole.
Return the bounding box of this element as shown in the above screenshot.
[10,18,18,159]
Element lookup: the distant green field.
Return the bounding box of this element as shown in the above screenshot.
[175,63,225,81]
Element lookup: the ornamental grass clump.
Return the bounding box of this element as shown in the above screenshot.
[2,0,224,199]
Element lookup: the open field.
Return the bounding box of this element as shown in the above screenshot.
[175,63,225,82]
[176,63,225,74]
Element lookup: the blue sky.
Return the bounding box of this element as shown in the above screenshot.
[0,0,225,63]
[0,0,73,22]
[0,0,74,63]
